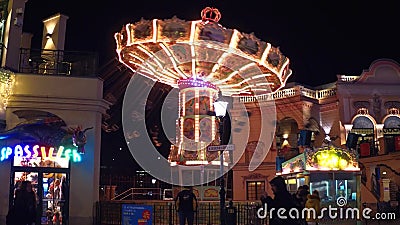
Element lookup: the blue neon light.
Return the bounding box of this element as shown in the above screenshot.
[0,144,82,162]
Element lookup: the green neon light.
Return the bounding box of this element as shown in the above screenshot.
[0,144,82,162]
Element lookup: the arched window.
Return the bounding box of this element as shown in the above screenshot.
[383,116,400,128]
[352,116,374,129]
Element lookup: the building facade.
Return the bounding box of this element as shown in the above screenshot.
[231,59,400,207]
[0,1,109,224]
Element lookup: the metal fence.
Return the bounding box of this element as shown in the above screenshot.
[19,48,98,77]
[96,201,400,225]
[96,200,266,225]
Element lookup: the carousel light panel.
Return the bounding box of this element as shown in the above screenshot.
[172,76,220,164]
[280,145,360,174]
[306,146,359,171]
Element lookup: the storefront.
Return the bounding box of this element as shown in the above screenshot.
[1,142,82,225]
[0,66,107,225]
[277,145,361,209]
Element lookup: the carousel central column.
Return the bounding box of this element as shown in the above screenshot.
[170,76,221,165]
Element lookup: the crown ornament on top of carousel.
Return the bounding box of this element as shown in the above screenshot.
[115,7,293,166]
[201,7,221,22]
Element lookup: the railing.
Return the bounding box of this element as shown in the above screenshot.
[96,200,400,225]
[272,87,299,99]
[111,188,162,200]
[19,48,98,77]
[300,86,317,99]
[237,85,337,103]
[337,75,359,82]
[96,201,265,225]
[377,164,400,177]
[316,87,337,99]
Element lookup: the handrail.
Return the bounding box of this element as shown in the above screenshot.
[111,187,162,201]
[377,163,400,177]
[316,87,337,99]
[111,188,133,200]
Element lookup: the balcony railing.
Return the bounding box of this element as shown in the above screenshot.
[316,87,336,99]
[237,85,337,103]
[337,74,359,82]
[19,48,98,77]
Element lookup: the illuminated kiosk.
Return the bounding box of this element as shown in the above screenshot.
[277,145,361,215]
[115,7,292,186]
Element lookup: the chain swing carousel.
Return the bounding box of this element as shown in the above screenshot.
[115,7,292,188]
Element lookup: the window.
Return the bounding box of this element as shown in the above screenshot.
[246,181,265,200]
[309,172,358,208]
[285,177,305,194]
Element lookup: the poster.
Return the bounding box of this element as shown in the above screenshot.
[172,186,220,200]
[122,204,153,225]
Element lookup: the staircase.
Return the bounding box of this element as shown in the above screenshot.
[359,162,380,202]
[361,181,379,203]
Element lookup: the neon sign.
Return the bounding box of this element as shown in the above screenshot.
[0,144,82,162]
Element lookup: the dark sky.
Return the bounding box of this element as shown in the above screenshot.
[21,1,399,171]
[22,0,399,87]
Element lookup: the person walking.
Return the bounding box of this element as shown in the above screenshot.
[293,186,309,225]
[175,186,198,225]
[13,180,37,225]
[305,190,321,225]
[60,176,69,225]
[260,176,300,225]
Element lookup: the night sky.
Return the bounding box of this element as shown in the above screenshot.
[21,0,400,171]
[23,0,399,87]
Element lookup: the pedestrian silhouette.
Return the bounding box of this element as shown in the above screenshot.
[175,186,198,225]
[260,176,300,225]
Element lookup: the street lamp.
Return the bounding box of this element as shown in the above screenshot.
[213,98,228,225]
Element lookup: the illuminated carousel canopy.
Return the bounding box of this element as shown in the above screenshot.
[115,7,292,96]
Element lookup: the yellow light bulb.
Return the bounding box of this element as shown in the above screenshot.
[339,158,348,170]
